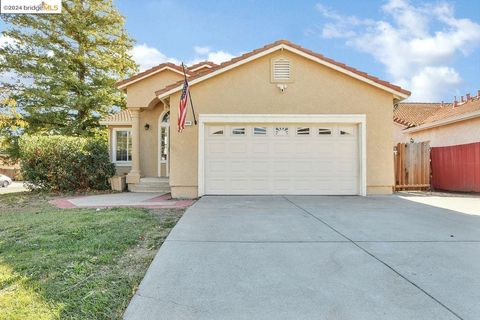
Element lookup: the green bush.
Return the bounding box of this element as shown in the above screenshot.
[19,135,115,191]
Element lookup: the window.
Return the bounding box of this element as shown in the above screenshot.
[296,127,310,135]
[209,126,224,135]
[160,112,169,162]
[113,129,132,164]
[272,58,291,82]
[275,127,289,136]
[340,127,354,136]
[253,127,267,135]
[232,127,246,135]
[318,128,332,135]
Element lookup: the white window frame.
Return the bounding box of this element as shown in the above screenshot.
[112,128,132,166]
[199,114,367,197]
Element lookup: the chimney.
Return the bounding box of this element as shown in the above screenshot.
[477,90,480,98]
[453,96,458,108]
[466,93,471,101]
[461,96,464,103]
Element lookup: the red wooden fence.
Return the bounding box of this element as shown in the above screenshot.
[431,142,480,193]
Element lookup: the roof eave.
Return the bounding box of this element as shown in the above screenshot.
[99,121,131,126]
[116,66,189,90]
[403,110,480,133]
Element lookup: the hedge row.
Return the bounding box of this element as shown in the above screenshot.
[19,135,115,192]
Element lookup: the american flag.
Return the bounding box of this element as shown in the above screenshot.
[177,78,189,132]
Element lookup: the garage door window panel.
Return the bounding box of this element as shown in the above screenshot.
[318,128,333,135]
[296,127,310,135]
[253,127,267,135]
[275,127,289,136]
[231,127,246,135]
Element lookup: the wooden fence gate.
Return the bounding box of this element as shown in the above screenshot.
[394,142,430,191]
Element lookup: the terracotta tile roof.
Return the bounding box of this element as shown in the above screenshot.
[394,103,445,127]
[116,63,194,88]
[99,109,131,125]
[155,39,411,98]
[395,96,480,128]
[187,61,218,71]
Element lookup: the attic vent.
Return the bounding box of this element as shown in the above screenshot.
[272,58,291,82]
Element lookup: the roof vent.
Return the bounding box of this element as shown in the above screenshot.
[272,58,291,82]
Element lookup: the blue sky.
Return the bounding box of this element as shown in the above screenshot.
[1,0,479,101]
[114,0,480,102]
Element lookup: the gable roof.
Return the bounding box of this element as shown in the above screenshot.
[99,109,131,125]
[396,96,480,132]
[155,39,411,99]
[187,61,218,72]
[116,63,194,90]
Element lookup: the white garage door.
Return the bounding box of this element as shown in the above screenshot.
[204,124,359,195]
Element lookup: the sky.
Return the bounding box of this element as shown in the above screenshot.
[114,0,480,102]
[1,0,480,102]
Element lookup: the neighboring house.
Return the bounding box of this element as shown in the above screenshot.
[393,93,480,147]
[100,40,410,198]
[393,95,480,193]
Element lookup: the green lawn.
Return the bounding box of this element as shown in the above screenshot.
[0,192,185,320]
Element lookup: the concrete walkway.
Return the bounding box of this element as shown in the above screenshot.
[50,192,195,209]
[124,195,480,320]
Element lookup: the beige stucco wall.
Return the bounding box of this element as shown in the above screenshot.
[166,50,396,197]
[393,122,409,144]
[402,117,480,147]
[138,102,167,177]
[126,70,183,109]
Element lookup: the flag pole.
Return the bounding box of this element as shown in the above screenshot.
[181,63,198,125]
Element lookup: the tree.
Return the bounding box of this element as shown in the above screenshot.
[0,88,27,161]
[0,0,137,137]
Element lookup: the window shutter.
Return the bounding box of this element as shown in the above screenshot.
[273,59,291,81]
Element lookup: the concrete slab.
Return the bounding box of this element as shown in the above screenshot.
[50,192,195,209]
[168,197,344,241]
[286,195,480,241]
[124,241,456,320]
[0,181,28,194]
[124,195,479,319]
[362,242,480,320]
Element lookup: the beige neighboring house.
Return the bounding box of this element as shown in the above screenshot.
[393,93,480,147]
[100,40,411,198]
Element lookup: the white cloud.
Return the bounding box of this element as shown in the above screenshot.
[315,0,480,101]
[130,43,179,71]
[194,46,211,55]
[130,43,235,71]
[190,46,235,65]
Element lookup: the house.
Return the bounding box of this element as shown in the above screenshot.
[393,92,480,147]
[100,40,410,198]
[393,94,480,193]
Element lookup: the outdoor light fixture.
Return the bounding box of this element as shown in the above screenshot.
[144,123,150,130]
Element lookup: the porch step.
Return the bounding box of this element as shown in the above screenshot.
[129,177,170,193]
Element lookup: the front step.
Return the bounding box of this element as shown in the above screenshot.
[129,177,170,193]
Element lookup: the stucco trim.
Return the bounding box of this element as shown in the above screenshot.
[117,66,188,90]
[403,110,480,133]
[198,114,367,197]
[157,43,409,100]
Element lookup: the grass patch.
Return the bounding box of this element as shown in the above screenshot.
[0,192,185,319]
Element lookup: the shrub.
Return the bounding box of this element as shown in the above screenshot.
[19,135,115,192]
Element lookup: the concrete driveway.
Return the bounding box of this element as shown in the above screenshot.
[124,195,480,320]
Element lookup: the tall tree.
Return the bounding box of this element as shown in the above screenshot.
[0,0,137,136]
